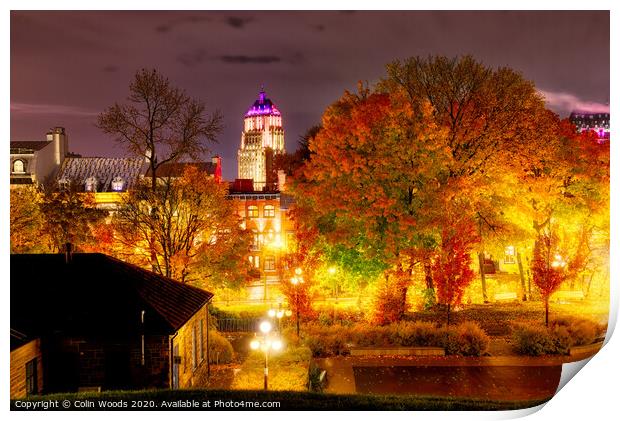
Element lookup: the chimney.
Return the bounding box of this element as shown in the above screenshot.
[47,127,67,166]
[64,242,73,264]
[211,155,222,182]
[277,170,286,191]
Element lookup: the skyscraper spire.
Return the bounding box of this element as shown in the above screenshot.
[238,89,285,191]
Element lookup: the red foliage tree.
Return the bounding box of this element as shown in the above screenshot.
[432,215,478,325]
[532,228,588,326]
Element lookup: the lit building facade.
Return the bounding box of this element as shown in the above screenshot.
[228,180,295,301]
[569,111,610,142]
[10,127,68,189]
[237,89,285,191]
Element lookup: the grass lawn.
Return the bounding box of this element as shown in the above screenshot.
[232,345,312,391]
[405,300,609,336]
[12,388,550,411]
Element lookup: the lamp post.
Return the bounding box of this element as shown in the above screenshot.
[291,268,303,337]
[268,303,292,332]
[250,321,283,391]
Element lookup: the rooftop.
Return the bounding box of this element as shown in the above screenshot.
[144,162,218,178]
[11,253,213,339]
[244,89,281,118]
[57,157,145,192]
[10,140,52,153]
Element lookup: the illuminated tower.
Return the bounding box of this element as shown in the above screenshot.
[237,88,285,191]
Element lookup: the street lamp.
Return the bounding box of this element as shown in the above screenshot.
[250,320,283,391]
[267,303,292,332]
[291,268,304,337]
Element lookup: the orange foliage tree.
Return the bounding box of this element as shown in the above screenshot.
[112,166,252,287]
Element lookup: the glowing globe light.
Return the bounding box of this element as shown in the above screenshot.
[272,339,283,351]
[259,321,272,334]
[250,340,260,350]
[268,309,276,318]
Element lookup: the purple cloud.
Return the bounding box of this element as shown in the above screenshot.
[539,90,609,114]
[11,102,99,117]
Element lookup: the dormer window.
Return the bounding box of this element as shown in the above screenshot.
[111,177,125,191]
[12,160,25,174]
[85,176,97,192]
[58,178,70,191]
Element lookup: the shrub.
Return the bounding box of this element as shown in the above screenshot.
[513,317,607,356]
[387,321,439,347]
[550,317,604,346]
[549,325,571,355]
[440,328,462,356]
[512,324,558,356]
[456,322,490,356]
[207,331,234,364]
[350,324,388,347]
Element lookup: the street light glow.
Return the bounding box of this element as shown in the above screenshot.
[259,320,272,333]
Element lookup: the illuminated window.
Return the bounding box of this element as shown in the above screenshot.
[251,230,260,251]
[264,205,275,217]
[504,246,516,264]
[254,255,260,268]
[85,176,97,192]
[12,160,25,174]
[264,256,276,271]
[111,177,125,191]
[248,205,259,218]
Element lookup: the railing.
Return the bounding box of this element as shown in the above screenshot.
[216,318,262,332]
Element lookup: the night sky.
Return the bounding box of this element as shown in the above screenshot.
[10,11,609,181]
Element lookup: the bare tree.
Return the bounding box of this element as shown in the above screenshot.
[97,68,222,191]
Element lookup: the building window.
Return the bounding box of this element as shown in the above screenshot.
[12,160,25,174]
[504,246,516,264]
[199,319,205,362]
[247,205,259,218]
[254,255,260,269]
[251,230,260,251]
[111,176,125,191]
[85,176,97,192]
[58,178,70,191]
[264,256,276,271]
[25,358,38,396]
[191,324,197,369]
[264,205,275,217]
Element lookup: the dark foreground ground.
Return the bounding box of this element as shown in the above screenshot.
[11,389,549,411]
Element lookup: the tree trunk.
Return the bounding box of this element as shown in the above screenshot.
[447,302,451,326]
[423,257,435,306]
[477,252,488,303]
[516,250,527,301]
[400,286,408,319]
[544,296,549,327]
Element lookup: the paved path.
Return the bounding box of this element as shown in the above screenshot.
[314,355,571,400]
